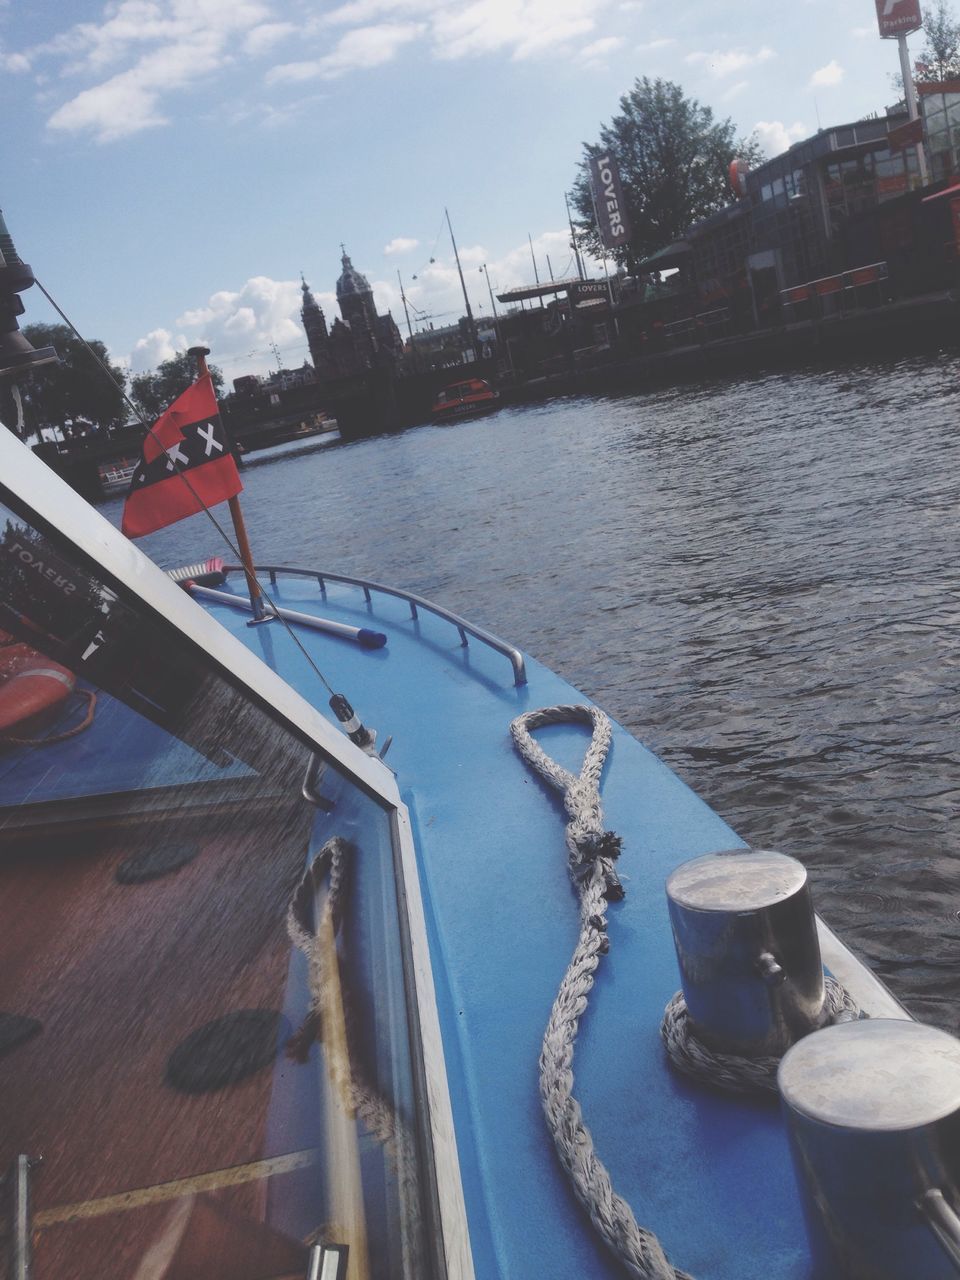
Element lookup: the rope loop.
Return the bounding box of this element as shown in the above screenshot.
[660,975,862,1095]
[510,704,691,1280]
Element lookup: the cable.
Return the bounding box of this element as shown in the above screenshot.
[32,278,340,699]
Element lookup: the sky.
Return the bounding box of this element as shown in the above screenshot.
[0,0,921,383]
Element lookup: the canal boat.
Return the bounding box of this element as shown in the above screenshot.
[430,377,499,421]
[97,458,136,495]
[1,428,958,1280]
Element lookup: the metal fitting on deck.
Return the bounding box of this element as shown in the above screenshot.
[665,848,828,1058]
[779,1018,960,1279]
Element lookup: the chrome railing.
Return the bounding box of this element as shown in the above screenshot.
[225,563,528,686]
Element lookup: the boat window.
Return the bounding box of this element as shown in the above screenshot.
[0,498,438,1279]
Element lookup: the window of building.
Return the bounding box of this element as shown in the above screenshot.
[922,89,960,179]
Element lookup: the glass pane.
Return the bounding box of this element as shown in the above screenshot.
[0,500,434,1280]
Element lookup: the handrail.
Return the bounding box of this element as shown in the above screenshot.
[224,563,528,686]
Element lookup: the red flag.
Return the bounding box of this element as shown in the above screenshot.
[121,374,242,538]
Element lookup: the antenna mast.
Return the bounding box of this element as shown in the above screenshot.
[445,207,478,355]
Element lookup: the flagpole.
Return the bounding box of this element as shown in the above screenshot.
[188,346,265,621]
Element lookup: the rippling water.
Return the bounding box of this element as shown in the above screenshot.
[112,354,960,1031]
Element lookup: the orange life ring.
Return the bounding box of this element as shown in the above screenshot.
[0,631,94,745]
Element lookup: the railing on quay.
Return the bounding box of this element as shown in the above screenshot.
[225,562,528,686]
[661,307,734,345]
[780,261,890,319]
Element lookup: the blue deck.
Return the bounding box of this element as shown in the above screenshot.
[198,570,810,1280]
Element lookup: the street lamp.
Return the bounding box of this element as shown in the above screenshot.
[479,264,498,318]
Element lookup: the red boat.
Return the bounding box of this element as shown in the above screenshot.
[431,378,499,421]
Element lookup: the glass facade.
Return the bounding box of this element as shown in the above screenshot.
[822,149,920,234]
[921,87,960,180]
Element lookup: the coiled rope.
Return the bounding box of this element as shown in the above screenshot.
[660,978,860,1095]
[510,704,690,1280]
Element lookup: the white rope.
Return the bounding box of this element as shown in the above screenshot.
[660,978,860,1095]
[510,704,691,1280]
[287,838,400,1150]
[286,839,425,1275]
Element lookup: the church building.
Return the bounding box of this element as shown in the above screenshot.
[300,250,404,384]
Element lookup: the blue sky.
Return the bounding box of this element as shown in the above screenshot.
[1,0,918,381]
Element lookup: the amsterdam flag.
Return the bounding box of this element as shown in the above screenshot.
[121,374,242,538]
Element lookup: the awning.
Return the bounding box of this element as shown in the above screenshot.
[496,277,584,303]
[634,240,693,273]
[922,181,960,202]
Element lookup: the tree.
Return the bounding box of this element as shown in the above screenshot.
[915,0,960,80]
[572,78,764,266]
[18,322,127,440]
[130,351,225,422]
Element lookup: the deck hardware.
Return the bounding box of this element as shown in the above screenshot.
[756,951,786,986]
[3,1153,40,1280]
[328,692,376,753]
[302,753,335,810]
[920,1190,960,1271]
[306,1243,348,1280]
[224,563,528,684]
[666,849,828,1057]
[779,1019,960,1279]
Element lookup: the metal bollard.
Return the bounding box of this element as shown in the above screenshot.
[665,848,827,1057]
[778,1018,960,1279]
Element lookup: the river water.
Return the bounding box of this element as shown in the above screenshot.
[105,353,960,1032]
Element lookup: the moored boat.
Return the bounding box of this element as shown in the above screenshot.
[97,458,136,495]
[431,377,499,421]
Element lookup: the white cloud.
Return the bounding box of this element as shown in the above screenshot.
[40,0,273,141]
[130,328,187,373]
[224,92,328,129]
[850,24,875,38]
[384,236,419,254]
[1,50,31,73]
[430,0,602,60]
[753,119,807,157]
[267,22,423,82]
[720,79,748,101]
[314,0,610,63]
[686,45,775,77]
[129,277,314,378]
[49,75,169,140]
[580,35,623,64]
[809,59,843,89]
[636,37,674,52]
[244,22,297,56]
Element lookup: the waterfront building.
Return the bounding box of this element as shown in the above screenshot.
[741,110,922,288]
[300,251,403,385]
[624,109,933,330]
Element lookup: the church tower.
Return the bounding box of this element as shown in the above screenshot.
[336,249,378,366]
[300,275,328,373]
